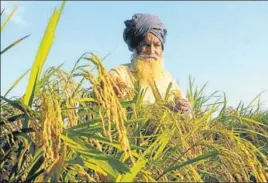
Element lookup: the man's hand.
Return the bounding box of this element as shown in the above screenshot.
[175,98,192,113]
[113,79,127,99]
[109,72,128,99]
[170,98,193,118]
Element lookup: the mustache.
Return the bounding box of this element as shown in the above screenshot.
[137,55,158,60]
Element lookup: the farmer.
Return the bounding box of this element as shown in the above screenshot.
[109,13,192,115]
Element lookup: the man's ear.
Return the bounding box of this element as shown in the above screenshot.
[135,43,143,55]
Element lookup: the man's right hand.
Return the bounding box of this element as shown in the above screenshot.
[113,79,128,99]
[110,73,128,99]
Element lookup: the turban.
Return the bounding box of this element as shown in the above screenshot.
[123,13,167,51]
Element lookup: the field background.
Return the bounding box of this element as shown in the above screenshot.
[1,1,268,182]
[1,1,268,109]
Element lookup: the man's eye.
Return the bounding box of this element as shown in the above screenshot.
[143,44,150,48]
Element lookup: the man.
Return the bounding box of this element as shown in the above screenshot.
[109,13,192,115]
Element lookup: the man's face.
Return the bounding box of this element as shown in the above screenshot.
[131,33,164,85]
[136,33,163,60]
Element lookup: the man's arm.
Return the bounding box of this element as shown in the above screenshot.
[166,72,193,117]
[173,91,193,117]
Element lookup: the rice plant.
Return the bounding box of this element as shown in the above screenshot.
[1,2,267,182]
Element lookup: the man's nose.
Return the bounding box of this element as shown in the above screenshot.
[148,45,155,55]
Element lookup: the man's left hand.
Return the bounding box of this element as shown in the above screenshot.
[174,98,193,116]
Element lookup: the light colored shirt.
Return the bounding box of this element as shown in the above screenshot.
[109,63,187,104]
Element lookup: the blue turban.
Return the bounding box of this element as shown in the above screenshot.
[123,13,167,51]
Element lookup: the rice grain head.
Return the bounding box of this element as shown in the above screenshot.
[83,54,134,163]
[40,89,64,168]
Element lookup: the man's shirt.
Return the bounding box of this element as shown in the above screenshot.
[109,63,187,104]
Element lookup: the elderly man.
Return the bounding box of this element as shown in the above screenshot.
[109,13,192,115]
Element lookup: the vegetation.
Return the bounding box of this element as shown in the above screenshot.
[1,2,267,182]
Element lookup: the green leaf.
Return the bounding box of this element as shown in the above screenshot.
[1,34,31,55]
[0,114,25,126]
[117,128,175,182]
[164,82,173,101]
[157,149,219,180]
[149,80,162,102]
[0,95,26,112]
[4,68,31,97]
[1,6,17,32]
[17,135,30,171]
[61,134,130,180]
[241,116,268,128]
[26,148,44,178]
[36,63,64,89]
[23,1,66,108]
[218,92,227,118]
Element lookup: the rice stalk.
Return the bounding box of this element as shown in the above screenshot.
[40,89,64,168]
[81,53,134,164]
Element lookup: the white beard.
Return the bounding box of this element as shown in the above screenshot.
[131,50,164,86]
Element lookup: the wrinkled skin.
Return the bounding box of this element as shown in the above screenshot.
[136,33,163,61]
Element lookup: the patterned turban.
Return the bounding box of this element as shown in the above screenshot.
[123,13,167,51]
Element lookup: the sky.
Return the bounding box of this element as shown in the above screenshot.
[1,1,268,109]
